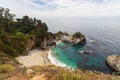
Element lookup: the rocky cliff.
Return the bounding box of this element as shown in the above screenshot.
[26,32,86,51]
[27,35,36,52]
[60,32,86,45]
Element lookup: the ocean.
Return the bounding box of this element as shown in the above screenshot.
[45,18,120,74]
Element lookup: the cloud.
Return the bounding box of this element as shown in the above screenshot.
[32,0,59,10]
[0,0,120,18]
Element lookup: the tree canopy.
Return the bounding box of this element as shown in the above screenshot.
[0,7,49,56]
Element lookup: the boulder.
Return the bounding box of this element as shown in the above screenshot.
[26,69,34,75]
[106,54,120,72]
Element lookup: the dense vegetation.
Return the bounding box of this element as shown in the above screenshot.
[73,32,84,38]
[0,7,49,57]
[0,7,51,77]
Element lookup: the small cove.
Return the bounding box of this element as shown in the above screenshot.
[46,20,120,74]
[51,42,115,74]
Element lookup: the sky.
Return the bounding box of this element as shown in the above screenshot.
[0,0,120,19]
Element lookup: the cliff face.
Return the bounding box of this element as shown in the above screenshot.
[27,35,36,52]
[27,35,53,51]
[40,37,47,49]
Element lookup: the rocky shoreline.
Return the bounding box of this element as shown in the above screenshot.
[16,31,120,75]
[27,31,86,51]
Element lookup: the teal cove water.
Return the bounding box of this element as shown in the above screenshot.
[51,42,114,73]
[46,19,120,74]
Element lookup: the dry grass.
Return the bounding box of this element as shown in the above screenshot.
[0,64,16,79]
[4,65,120,80]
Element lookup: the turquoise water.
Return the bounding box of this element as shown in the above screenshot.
[47,20,120,74]
[51,42,114,73]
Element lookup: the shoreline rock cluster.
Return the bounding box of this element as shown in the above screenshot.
[60,32,86,45]
[106,54,120,72]
[27,31,86,51]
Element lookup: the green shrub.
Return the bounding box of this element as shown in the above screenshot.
[0,64,15,73]
[0,64,16,78]
[60,72,82,80]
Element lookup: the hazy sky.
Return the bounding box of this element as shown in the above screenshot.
[0,0,120,19]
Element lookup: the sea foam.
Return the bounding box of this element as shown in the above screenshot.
[48,49,69,68]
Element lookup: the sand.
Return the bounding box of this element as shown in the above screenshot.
[56,40,62,45]
[16,50,51,67]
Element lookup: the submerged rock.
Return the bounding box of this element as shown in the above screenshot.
[78,51,90,54]
[106,54,120,72]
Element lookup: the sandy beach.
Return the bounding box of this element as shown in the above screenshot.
[56,40,62,45]
[16,40,62,67]
[16,50,51,67]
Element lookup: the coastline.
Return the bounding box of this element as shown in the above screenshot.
[15,40,69,69]
[48,49,68,68]
[55,40,62,45]
[48,41,75,69]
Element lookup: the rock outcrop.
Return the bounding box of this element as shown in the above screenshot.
[106,54,120,72]
[60,32,86,45]
[26,31,86,51]
[26,69,34,75]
